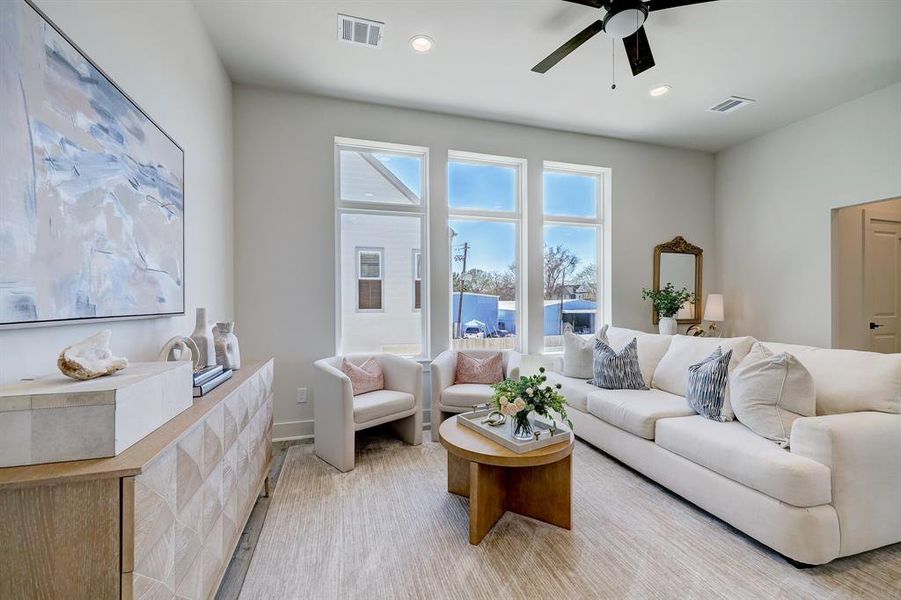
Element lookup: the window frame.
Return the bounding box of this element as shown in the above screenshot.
[447,150,528,352]
[412,249,422,312]
[335,137,430,357]
[542,160,609,353]
[355,246,384,312]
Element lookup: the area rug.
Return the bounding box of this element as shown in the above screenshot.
[238,434,901,599]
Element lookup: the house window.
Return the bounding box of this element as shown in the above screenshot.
[336,138,428,357]
[448,151,525,351]
[357,248,383,311]
[413,250,422,310]
[543,161,605,352]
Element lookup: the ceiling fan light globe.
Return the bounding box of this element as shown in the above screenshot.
[603,6,648,38]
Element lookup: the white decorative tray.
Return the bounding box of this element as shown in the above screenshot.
[458,408,573,454]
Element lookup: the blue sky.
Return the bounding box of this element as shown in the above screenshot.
[377,156,599,276]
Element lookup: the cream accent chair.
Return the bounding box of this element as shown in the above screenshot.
[313,354,422,472]
[430,349,522,442]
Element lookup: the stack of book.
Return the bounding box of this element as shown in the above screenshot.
[193,364,233,397]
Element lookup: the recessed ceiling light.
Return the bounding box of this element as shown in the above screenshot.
[649,84,672,97]
[410,35,434,53]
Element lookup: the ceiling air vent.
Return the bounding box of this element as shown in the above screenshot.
[337,14,384,49]
[707,96,756,114]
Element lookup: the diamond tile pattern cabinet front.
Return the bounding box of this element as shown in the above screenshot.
[128,361,273,600]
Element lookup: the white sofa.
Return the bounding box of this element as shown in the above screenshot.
[430,349,522,442]
[313,354,422,472]
[547,327,901,565]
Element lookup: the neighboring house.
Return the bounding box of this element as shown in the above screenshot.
[340,152,423,355]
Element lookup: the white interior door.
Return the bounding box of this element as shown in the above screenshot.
[864,211,901,353]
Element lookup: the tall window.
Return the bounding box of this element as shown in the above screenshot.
[448,151,525,351]
[336,138,428,357]
[543,161,604,352]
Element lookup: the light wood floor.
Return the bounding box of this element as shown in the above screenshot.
[225,432,901,600]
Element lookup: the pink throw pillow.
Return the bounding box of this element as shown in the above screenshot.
[455,352,504,385]
[341,357,384,395]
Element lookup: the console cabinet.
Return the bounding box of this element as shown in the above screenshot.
[0,359,274,600]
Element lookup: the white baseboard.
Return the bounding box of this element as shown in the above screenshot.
[273,419,313,440]
[274,409,432,441]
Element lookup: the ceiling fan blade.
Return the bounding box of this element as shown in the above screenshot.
[646,0,718,12]
[561,0,606,7]
[622,26,655,76]
[532,20,605,73]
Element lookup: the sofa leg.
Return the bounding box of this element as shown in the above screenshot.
[783,556,818,569]
[388,413,422,446]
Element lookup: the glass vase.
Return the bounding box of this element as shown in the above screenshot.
[510,412,533,441]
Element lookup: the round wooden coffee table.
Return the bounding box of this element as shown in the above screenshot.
[439,415,574,545]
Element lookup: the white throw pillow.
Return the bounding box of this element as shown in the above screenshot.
[562,325,607,379]
[652,334,755,420]
[730,343,816,447]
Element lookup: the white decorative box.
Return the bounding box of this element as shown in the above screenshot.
[0,361,192,467]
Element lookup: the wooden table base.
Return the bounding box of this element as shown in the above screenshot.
[447,451,572,545]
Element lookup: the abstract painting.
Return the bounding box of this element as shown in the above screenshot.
[0,0,184,327]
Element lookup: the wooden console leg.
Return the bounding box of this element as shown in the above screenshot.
[262,476,271,498]
[468,462,506,545]
[505,454,572,530]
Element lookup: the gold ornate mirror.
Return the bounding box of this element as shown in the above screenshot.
[652,236,703,325]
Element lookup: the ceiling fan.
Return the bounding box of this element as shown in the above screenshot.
[532,0,718,77]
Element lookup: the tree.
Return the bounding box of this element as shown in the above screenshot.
[572,263,598,301]
[544,245,579,300]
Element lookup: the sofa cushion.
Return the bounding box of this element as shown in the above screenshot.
[652,335,755,419]
[686,347,733,422]
[341,357,384,395]
[760,342,901,416]
[586,389,695,439]
[591,338,648,390]
[731,343,816,446]
[605,327,673,387]
[353,390,414,424]
[562,329,597,379]
[440,383,494,409]
[455,352,504,385]
[543,371,597,413]
[655,416,832,507]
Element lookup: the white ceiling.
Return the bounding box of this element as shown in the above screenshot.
[194,0,901,152]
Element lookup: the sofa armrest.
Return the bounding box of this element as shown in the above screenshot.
[791,412,901,557]
[506,350,523,380]
[313,359,355,422]
[430,350,457,407]
[378,354,423,406]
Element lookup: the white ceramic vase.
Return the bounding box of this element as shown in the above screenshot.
[658,315,678,335]
[190,308,216,368]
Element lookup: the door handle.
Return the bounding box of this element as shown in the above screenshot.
[870,322,883,329]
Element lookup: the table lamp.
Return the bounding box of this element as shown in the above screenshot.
[703,294,724,336]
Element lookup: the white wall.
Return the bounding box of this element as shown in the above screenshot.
[233,87,715,438]
[0,0,234,382]
[715,83,901,347]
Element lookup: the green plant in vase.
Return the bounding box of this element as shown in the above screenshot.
[641,283,695,334]
[491,367,571,440]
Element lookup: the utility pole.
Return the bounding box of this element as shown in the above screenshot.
[454,242,469,339]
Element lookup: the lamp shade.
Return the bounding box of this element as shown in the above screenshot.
[703,294,724,322]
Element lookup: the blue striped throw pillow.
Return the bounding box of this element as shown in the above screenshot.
[686,347,734,422]
[591,338,648,390]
